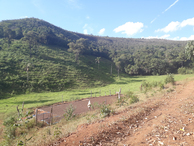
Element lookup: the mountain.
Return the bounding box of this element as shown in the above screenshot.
[0,18,189,98]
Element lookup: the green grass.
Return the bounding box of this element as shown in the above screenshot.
[0,74,193,120]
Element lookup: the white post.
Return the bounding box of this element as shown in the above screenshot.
[118,92,120,99]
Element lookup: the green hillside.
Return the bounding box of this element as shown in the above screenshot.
[0,18,191,98]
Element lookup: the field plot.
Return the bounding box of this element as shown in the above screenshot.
[37,95,118,123]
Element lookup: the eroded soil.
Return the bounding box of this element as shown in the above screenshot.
[52,79,194,146]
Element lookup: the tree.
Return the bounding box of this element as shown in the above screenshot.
[23,31,38,58]
[3,27,15,45]
[185,41,194,61]
[115,60,121,78]
[95,57,101,69]
[68,38,88,63]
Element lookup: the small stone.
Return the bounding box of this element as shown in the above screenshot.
[158,141,164,145]
[186,133,190,136]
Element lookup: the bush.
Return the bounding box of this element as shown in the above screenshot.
[100,103,111,118]
[159,82,164,90]
[124,91,139,104]
[25,119,35,130]
[164,74,175,85]
[64,104,76,121]
[3,116,17,127]
[130,95,139,104]
[178,67,187,74]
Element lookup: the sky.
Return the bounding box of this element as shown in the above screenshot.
[0,0,194,41]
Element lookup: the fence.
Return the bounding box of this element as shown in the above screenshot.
[35,88,122,125]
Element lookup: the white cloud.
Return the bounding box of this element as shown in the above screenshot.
[171,36,180,40]
[143,34,170,39]
[162,0,179,13]
[67,0,82,9]
[180,17,194,27]
[156,17,194,33]
[155,21,180,33]
[114,22,144,36]
[83,24,88,29]
[83,29,88,34]
[86,16,90,19]
[20,16,28,19]
[98,28,105,35]
[180,35,194,41]
[82,24,93,34]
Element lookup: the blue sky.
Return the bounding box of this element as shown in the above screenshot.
[0,0,194,41]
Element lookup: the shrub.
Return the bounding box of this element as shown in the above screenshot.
[25,119,35,130]
[130,95,139,104]
[124,91,139,104]
[178,67,187,74]
[64,104,76,121]
[159,82,164,90]
[99,103,111,118]
[164,74,175,85]
[3,116,17,127]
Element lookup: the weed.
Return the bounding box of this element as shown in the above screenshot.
[165,74,175,85]
[25,119,35,130]
[64,104,76,121]
[99,103,111,118]
[159,82,164,90]
[130,95,139,104]
[53,127,62,139]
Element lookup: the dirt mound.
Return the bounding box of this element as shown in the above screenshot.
[51,79,194,146]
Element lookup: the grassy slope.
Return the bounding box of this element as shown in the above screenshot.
[0,74,193,120]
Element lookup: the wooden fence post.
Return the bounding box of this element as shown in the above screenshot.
[22,101,24,112]
[110,90,111,96]
[91,91,92,97]
[43,113,44,125]
[50,106,53,125]
[16,105,20,118]
[35,108,38,125]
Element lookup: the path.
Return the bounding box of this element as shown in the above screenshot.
[53,79,194,146]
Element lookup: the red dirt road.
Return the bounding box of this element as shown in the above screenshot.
[54,79,194,146]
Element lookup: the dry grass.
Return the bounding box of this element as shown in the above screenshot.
[1,77,194,146]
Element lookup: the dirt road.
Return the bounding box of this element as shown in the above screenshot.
[54,79,194,146]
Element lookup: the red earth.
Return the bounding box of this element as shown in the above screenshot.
[47,79,194,146]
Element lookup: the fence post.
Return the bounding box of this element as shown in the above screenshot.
[22,101,24,112]
[105,92,106,96]
[95,92,96,97]
[50,106,53,125]
[62,95,63,103]
[110,90,111,96]
[35,108,38,125]
[43,113,44,125]
[91,91,92,97]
